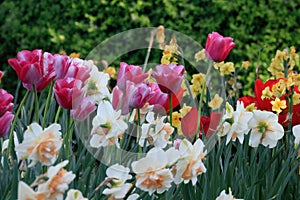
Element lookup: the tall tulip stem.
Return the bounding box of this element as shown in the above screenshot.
[169,94,173,126]
[42,82,54,128]
[33,85,39,123]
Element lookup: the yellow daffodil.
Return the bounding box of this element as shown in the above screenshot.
[208,94,224,110]
[271,98,287,114]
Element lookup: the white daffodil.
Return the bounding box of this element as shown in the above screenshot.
[132,147,179,195]
[90,101,128,148]
[65,189,88,200]
[292,125,300,147]
[87,65,111,103]
[102,164,132,199]
[139,112,174,148]
[248,110,284,148]
[216,188,243,200]
[18,181,47,200]
[225,101,253,144]
[15,123,62,167]
[38,160,76,200]
[174,138,207,186]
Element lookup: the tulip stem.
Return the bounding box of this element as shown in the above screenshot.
[42,82,54,128]
[169,94,173,126]
[7,90,30,159]
[54,106,62,123]
[64,113,74,167]
[33,85,39,123]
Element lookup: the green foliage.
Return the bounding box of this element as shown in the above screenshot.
[1,0,300,94]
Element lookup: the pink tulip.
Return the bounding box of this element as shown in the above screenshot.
[8,50,56,92]
[117,62,148,91]
[54,56,92,83]
[0,89,14,117]
[112,86,123,111]
[54,77,85,109]
[121,81,153,115]
[205,32,235,62]
[147,83,168,113]
[152,64,185,94]
[0,71,3,83]
[0,111,14,137]
[71,97,96,121]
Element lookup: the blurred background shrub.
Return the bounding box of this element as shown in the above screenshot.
[1,0,300,94]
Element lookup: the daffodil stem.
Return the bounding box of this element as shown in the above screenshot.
[42,82,53,128]
[33,85,39,123]
[7,90,30,159]
[169,94,173,126]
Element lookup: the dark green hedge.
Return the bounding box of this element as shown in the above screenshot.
[1,0,300,94]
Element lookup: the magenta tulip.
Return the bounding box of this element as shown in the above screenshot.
[71,97,96,121]
[152,64,185,94]
[112,86,123,111]
[0,89,14,117]
[54,77,85,109]
[0,111,14,137]
[147,82,168,113]
[117,62,148,91]
[205,32,235,62]
[8,50,56,92]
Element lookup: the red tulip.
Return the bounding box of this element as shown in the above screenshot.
[0,111,14,137]
[205,32,235,62]
[54,77,85,109]
[152,64,185,94]
[181,107,222,139]
[8,50,56,92]
[163,87,185,114]
[117,62,148,91]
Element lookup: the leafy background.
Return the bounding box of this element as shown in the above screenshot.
[1,0,300,94]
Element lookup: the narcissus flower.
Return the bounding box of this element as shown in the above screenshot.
[139,112,174,148]
[102,164,132,199]
[8,49,56,91]
[90,101,127,148]
[38,160,76,199]
[18,181,47,200]
[152,64,185,94]
[216,188,244,200]
[205,32,235,62]
[208,93,224,110]
[174,139,207,185]
[65,189,88,200]
[292,125,300,147]
[248,110,284,148]
[132,147,179,195]
[15,123,62,167]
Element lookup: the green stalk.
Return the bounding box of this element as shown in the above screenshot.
[33,85,39,123]
[143,30,155,73]
[64,113,74,167]
[42,82,54,128]
[196,60,213,140]
[169,94,173,126]
[7,90,30,158]
[54,106,62,123]
[137,108,142,155]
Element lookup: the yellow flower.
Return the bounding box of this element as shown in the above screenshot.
[69,52,80,58]
[241,61,250,70]
[271,98,287,114]
[214,61,224,69]
[271,79,287,97]
[156,25,165,45]
[208,94,223,110]
[194,49,207,62]
[220,62,235,76]
[261,86,273,100]
[170,111,181,128]
[103,66,116,79]
[246,103,257,112]
[179,104,192,117]
[293,93,300,105]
